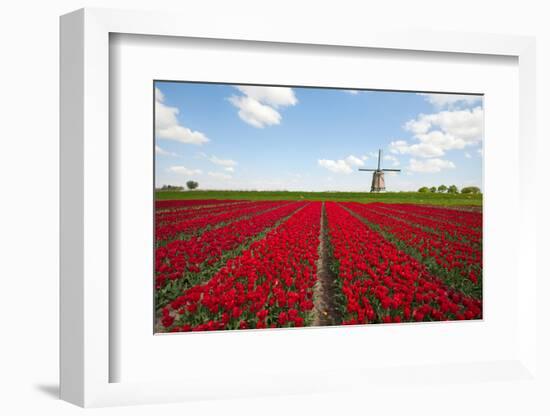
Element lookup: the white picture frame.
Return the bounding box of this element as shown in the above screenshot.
[60,7,538,408]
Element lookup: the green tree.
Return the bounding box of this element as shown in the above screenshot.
[430,186,437,193]
[418,186,430,193]
[437,184,448,193]
[460,186,481,194]
[447,185,458,194]
[186,180,199,190]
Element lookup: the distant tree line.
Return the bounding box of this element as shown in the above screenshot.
[417,185,480,194]
[158,185,184,191]
[157,181,200,191]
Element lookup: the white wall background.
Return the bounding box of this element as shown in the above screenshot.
[0,1,548,415]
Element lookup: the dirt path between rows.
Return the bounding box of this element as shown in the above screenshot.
[312,202,340,326]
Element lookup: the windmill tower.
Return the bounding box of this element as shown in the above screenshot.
[358,149,401,192]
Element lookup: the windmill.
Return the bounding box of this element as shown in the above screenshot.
[358,149,401,192]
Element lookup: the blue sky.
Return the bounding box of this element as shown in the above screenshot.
[155,81,483,192]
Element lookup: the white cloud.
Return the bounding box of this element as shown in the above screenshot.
[477,148,484,156]
[418,93,482,109]
[197,153,238,172]
[229,86,297,128]
[345,90,360,95]
[168,166,202,176]
[390,106,483,158]
[235,86,297,108]
[155,88,165,102]
[228,96,281,128]
[318,154,364,174]
[208,171,232,180]
[404,118,432,135]
[390,139,444,158]
[383,154,400,167]
[407,158,455,173]
[155,87,209,145]
[345,155,364,167]
[465,152,472,159]
[406,107,483,141]
[208,155,238,168]
[155,145,177,157]
[318,159,352,174]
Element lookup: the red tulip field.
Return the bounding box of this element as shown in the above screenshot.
[155,199,482,332]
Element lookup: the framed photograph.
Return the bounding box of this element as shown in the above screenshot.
[152,81,483,334]
[60,8,538,408]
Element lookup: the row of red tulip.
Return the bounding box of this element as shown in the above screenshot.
[341,202,482,298]
[366,203,481,247]
[155,199,239,210]
[325,202,482,324]
[159,203,322,331]
[383,203,482,230]
[155,201,286,241]
[156,200,250,226]
[155,202,306,307]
